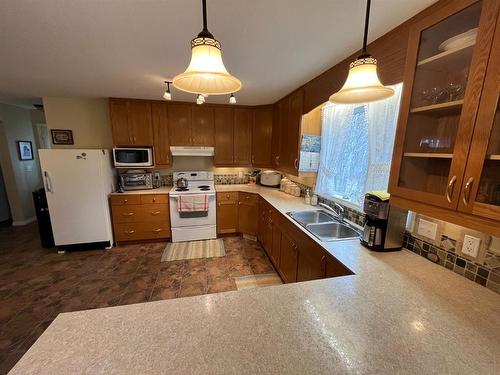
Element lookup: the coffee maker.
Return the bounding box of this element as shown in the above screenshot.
[361,193,408,251]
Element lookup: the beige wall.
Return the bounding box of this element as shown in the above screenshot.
[43,97,112,149]
[0,103,43,224]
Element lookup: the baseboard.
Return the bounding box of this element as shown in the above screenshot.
[12,216,37,226]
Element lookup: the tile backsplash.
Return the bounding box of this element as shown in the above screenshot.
[160,173,249,186]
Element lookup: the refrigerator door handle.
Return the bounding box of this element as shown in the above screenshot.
[44,171,53,193]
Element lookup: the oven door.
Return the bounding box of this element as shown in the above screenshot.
[113,148,153,167]
[169,194,216,227]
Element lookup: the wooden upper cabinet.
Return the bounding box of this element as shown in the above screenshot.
[110,99,131,146]
[214,107,234,166]
[234,108,253,166]
[191,106,214,146]
[271,105,281,168]
[168,104,192,146]
[128,101,153,146]
[252,107,274,167]
[457,18,500,222]
[109,99,153,146]
[287,89,303,174]
[151,103,170,167]
[389,0,499,210]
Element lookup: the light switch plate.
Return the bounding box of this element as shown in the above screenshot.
[417,219,438,240]
[462,235,481,258]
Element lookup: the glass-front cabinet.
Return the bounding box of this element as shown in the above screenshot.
[389,0,500,213]
[458,20,500,220]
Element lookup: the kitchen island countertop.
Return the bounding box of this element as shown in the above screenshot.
[11,184,500,374]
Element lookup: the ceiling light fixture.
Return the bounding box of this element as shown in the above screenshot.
[229,93,236,104]
[196,94,205,105]
[329,0,394,104]
[163,81,172,101]
[173,0,241,96]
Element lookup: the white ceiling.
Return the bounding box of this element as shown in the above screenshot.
[0,0,437,106]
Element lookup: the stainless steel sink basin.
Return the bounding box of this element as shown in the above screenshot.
[306,222,360,242]
[288,210,335,226]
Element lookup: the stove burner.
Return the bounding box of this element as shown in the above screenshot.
[175,187,189,192]
[198,185,210,189]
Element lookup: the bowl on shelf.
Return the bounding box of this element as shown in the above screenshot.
[438,28,478,51]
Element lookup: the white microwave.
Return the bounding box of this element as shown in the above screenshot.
[113,147,154,168]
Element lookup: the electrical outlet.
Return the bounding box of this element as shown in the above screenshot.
[462,235,481,258]
[417,219,438,240]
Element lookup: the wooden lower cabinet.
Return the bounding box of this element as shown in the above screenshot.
[217,192,239,234]
[278,231,299,283]
[237,193,258,235]
[110,194,170,243]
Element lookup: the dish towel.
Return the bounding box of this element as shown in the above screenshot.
[177,194,209,212]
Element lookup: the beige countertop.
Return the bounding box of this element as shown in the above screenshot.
[109,186,172,195]
[11,184,500,374]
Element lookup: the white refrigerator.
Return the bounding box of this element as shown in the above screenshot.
[38,149,115,248]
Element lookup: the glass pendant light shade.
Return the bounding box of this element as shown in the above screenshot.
[329,56,394,104]
[329,0,393,104]
[173,0,241,96]
[173,39,241,95]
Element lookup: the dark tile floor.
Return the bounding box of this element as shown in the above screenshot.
[0,223,276,374]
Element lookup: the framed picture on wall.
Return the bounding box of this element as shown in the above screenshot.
[51,129,74,145]
[17,141,33,161]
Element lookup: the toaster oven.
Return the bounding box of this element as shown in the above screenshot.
[119,171,153,191]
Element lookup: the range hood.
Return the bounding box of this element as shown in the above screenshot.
[170,146,214,157]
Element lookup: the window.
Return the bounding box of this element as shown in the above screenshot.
[315,83,403,207]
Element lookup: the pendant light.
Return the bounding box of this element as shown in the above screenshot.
[329,0,394,104]
[163,81,172,101]
[173,0,241,96]
[229,93,236,104]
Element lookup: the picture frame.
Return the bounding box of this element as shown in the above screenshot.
[51,129,74,145]
[17,140,34,161]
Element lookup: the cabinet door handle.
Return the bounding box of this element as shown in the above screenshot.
[125,230,135,235]
[123,199,128,203]
[152,228,162,233]
[294,158,299,170]
[446,175,457,203]
[151,211,161,215]
[275,155,280,165]
[122,212,134,216]
[133,136,137,143]
[152,197,156,202]
[321,255,326,273]
[462,177,474,206]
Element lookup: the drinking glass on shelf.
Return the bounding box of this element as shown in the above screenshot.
[447,82,465,101]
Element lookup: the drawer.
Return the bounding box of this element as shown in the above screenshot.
[140,194,168,204]
[112,204,169,224]
[238,192,259,205]
[110,194,142,206]
[114,222,170,242]
[217,192,238,202]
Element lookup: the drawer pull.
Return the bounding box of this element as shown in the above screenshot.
[123,199,128,203]
[122,212,134,216]
[151,211,161,215]
[152,229,162,233]
[226,194,230,198]
[152,197,156,202]
[124,230,135,235]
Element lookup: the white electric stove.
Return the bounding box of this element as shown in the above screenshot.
[169,171,216,242]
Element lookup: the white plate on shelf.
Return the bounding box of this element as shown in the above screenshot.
[438,28,478,51]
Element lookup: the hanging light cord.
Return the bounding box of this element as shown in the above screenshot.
[361,0,371,58]
[198,0,214,38]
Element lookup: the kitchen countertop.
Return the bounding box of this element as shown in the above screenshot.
[109,186,172,195]
[11,184,500,374]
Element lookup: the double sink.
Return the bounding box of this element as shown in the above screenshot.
[288,210,361,242]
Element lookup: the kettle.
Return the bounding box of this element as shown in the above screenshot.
[176,177,188,189]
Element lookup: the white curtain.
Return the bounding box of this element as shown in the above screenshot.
[315,83,403,206]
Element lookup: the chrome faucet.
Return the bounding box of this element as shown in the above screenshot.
[319,201,345,221]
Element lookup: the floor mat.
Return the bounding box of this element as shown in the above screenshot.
[161,239,225,261]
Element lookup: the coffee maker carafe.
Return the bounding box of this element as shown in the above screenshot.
[361,193,407,251]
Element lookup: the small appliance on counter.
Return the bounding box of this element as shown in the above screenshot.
[257,170,282,188]
[113,147,154,168]
[119,170,154,191]
[361,192,408,252]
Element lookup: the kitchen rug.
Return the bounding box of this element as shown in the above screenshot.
[161,239,225,261]
[234,273,283,290]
